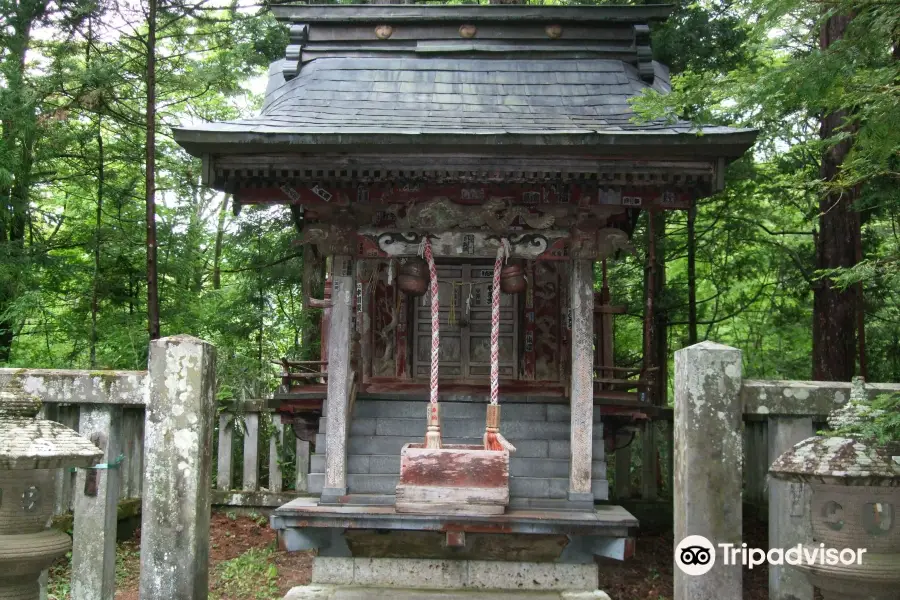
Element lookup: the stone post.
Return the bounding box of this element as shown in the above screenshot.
[768,416,814,600]
[674,341,743,600]
[321,256,354,504]
[568,259,594,505]
[71,405,124,600]
[139,335,216,600]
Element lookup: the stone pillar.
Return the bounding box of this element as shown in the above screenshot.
[768,416,814,600]
[139,335,216,600]
[321,256,355,504]
[71,405,124,600]
[674,341,742,600]
[568,259,594,505]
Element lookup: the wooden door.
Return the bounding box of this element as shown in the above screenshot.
[413,262,518,381]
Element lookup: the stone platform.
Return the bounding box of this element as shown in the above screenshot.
[282,558,612,600]
[284,587,611,600]
[272,498,637,562]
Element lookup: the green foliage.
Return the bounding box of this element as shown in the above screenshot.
[631,0,900,384]
[1,0,898,402]
[826,393,900,446]
[211,546,280,600]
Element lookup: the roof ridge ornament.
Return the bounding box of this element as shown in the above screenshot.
[283,23,308,81]
[633,24,654,83]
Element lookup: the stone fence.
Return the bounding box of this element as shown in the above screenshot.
[673,341,900,600]
[1,336,213,599]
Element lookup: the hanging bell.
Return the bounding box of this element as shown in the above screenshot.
[398,257,428,296]
[499,260,526,294]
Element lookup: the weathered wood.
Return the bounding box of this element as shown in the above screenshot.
[309,23,634,42]
[615,443,632,500]
[216,412,233,490]
[640,421,658,501]
[322,256,356,503]
[139,336,216,600]
[568,259,594,502]
[395,444,510,514]
[767,416,814,600]
[71,404,123,600]
[243,412,260,492]
[356,260,374,382]
[674,342,743,600]
[270,4,674,24]
[395,502,506,516]
[295,438,310,492]
[269,417,284,493]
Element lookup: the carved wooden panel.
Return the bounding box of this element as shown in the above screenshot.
[412,263,517,381]
[534,261,563,382]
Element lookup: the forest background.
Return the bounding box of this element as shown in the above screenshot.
[1,0,897,405]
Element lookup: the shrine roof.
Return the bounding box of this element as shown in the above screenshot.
[173,5,756,161]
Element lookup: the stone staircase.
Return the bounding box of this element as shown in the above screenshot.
[308,398,608,505]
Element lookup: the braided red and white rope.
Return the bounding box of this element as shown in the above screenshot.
[424,237,440,407]
[490,240,508,406]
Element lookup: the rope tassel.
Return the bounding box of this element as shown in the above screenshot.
[423,236,442,449]
[485,240,515,453]
[484,404,516,452]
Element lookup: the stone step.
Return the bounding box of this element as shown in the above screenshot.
[315,434,606,460]
[309,453,607,479]
[320,417,601,441]
[308,473,608,500]
[353,400,588,422]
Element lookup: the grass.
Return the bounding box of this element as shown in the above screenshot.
[211,545,281,600]
[46,540,141,600]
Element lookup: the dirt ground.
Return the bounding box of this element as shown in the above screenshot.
[49,511,807,600]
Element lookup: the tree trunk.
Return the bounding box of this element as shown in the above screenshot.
[212,194,229,290]
[146,0,161,340]
[687,204,698,345]
[653,212,668,405]
[642,210,667,405]
[0,15,35,362]
[90,117,104,367]
[812,13,859,382]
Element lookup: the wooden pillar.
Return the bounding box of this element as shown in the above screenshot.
[568,259,594,505]
[597,260,615,383]
[356,261,372,382]
[321,255,355,504]
[642,211,656,404]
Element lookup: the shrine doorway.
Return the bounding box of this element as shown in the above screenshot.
[412,261,518,382]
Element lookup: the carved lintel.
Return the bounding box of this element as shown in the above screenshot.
[301,224,358,257]
[361,229,568,260]
[569,227,635,260]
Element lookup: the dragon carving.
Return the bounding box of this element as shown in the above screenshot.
[397,197,555,232]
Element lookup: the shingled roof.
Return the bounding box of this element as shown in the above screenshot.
[174,4,755,161]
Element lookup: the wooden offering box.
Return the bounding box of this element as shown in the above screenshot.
[395,444,510,516]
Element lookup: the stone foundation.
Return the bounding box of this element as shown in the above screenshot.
[283,557,612,600]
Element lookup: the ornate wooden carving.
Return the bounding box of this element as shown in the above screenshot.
[235,181,693,213]
[533,262,561,382]
[569,227,635,260]
[372,268,397,378]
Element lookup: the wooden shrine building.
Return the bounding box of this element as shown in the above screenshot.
[175,4,755,563]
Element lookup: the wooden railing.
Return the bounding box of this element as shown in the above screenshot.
[213,399,311,507]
